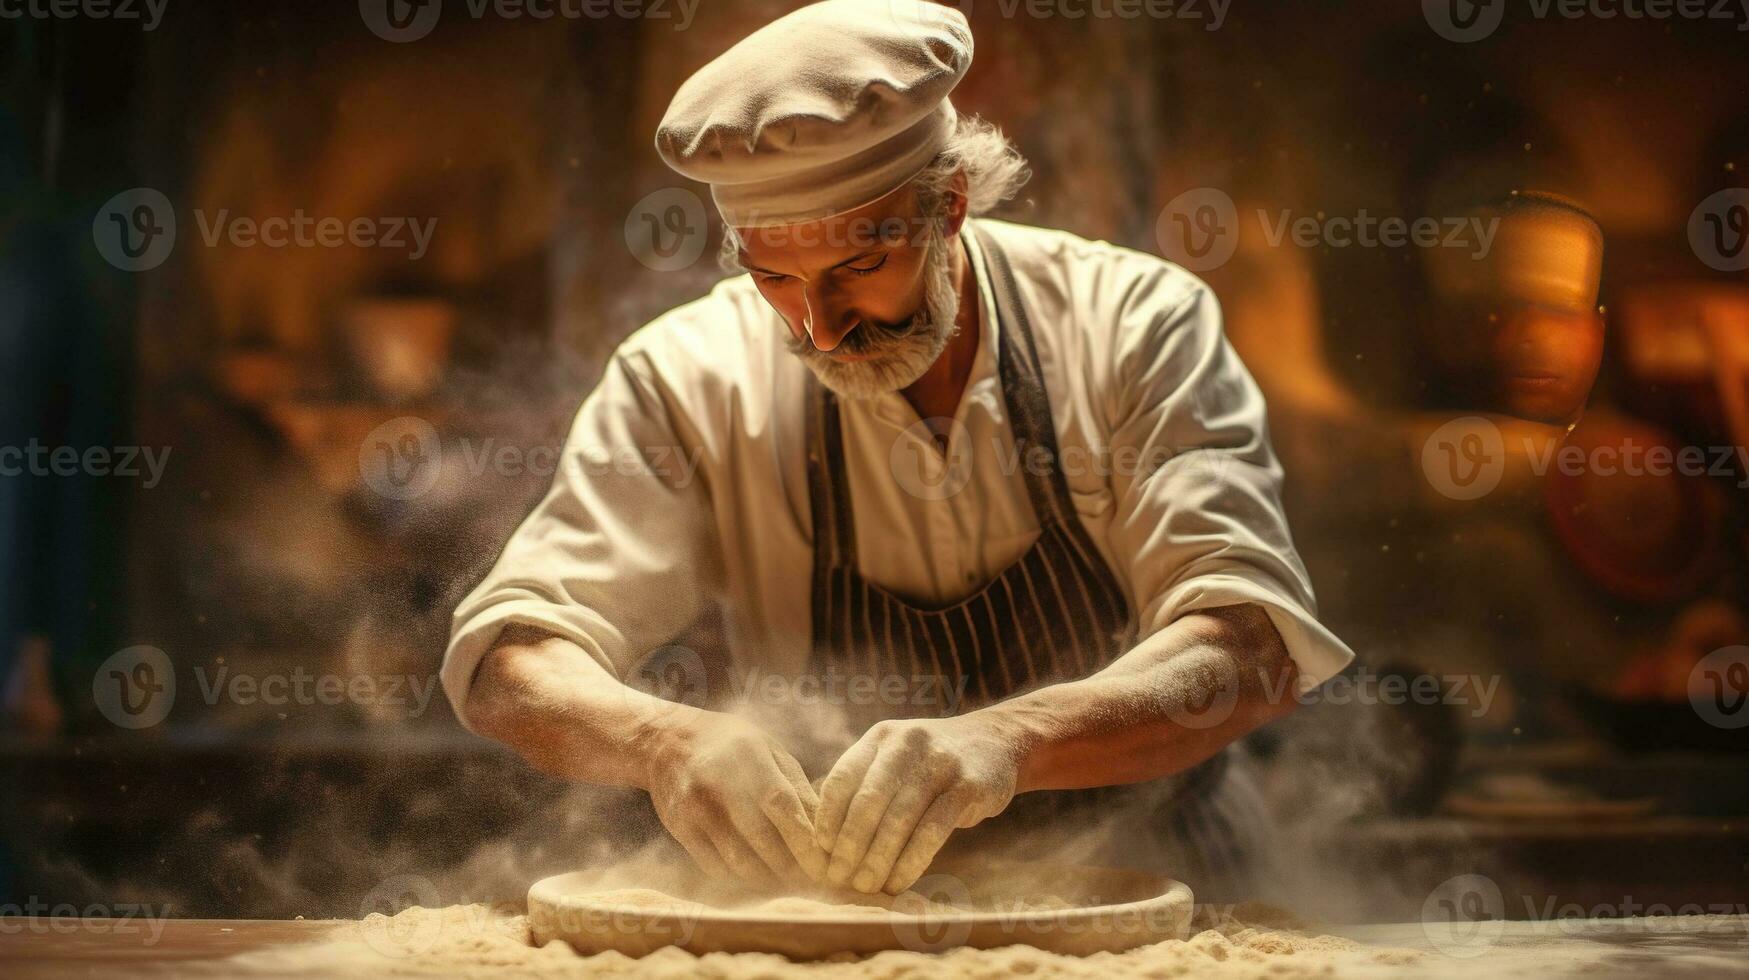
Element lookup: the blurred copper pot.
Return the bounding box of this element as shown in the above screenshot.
[1543,412,1725,604]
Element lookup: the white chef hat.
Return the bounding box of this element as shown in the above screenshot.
[655,0,974,228]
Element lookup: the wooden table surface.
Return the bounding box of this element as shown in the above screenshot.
[2,914,1746,977]
[0,918,341,978]
[1333,916,1749,978]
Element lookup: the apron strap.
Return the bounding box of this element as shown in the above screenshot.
[805,379,854,568]
[973,222,1135,643]
[973,222,1081,534]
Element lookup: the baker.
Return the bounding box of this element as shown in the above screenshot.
[443,0,1353,901]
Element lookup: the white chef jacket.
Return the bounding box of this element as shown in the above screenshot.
[441,219,1354,723]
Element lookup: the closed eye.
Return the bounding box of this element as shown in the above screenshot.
[845,254,888,276]
[749,251,886,283]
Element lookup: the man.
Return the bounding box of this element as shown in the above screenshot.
[443,0,1353,900]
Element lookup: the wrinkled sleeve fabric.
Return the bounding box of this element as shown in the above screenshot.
[1102,270,1354,689]
[440,351,721,727]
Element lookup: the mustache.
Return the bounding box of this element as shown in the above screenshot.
[785,315,921,358]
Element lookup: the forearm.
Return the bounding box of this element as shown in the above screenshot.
[462,624,703,791]
[987,603,1300,793]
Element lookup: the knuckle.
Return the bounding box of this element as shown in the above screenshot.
[760,783,791,811]
[930,751,965,781]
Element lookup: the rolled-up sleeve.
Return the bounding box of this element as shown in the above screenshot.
[441,351,721,724]
[1103,273,1354,689]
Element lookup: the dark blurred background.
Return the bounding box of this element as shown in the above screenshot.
[1,0,1746,922]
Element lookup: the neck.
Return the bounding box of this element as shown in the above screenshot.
[900,232,980,423]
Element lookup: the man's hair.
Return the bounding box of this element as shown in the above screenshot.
[911,113,1032,220]
[718,115,1030,273]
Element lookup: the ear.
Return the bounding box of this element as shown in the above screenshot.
[942,170,971,237]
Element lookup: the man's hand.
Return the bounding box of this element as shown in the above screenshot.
[813,714,1025,894]
[646,710,830,885]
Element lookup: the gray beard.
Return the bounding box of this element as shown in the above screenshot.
[785,228,963,401]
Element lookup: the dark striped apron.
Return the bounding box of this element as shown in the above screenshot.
[801,222,1272,902]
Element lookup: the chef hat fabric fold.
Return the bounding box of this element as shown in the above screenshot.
[655,0,974,227]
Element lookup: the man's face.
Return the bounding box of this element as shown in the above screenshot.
[737,185,961,398]
[1423,202,1605,425]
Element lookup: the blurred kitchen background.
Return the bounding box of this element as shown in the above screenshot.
[1,0,1746,922]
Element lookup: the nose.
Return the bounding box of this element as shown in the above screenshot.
[800,282,857,352]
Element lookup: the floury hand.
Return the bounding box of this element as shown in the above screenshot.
[464,631,830,887]
[645,709,831,885]
[812,714,1025,894]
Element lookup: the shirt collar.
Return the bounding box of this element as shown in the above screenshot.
[866,221,1001,427]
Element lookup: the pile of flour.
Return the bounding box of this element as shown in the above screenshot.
[215,901,1422,979]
